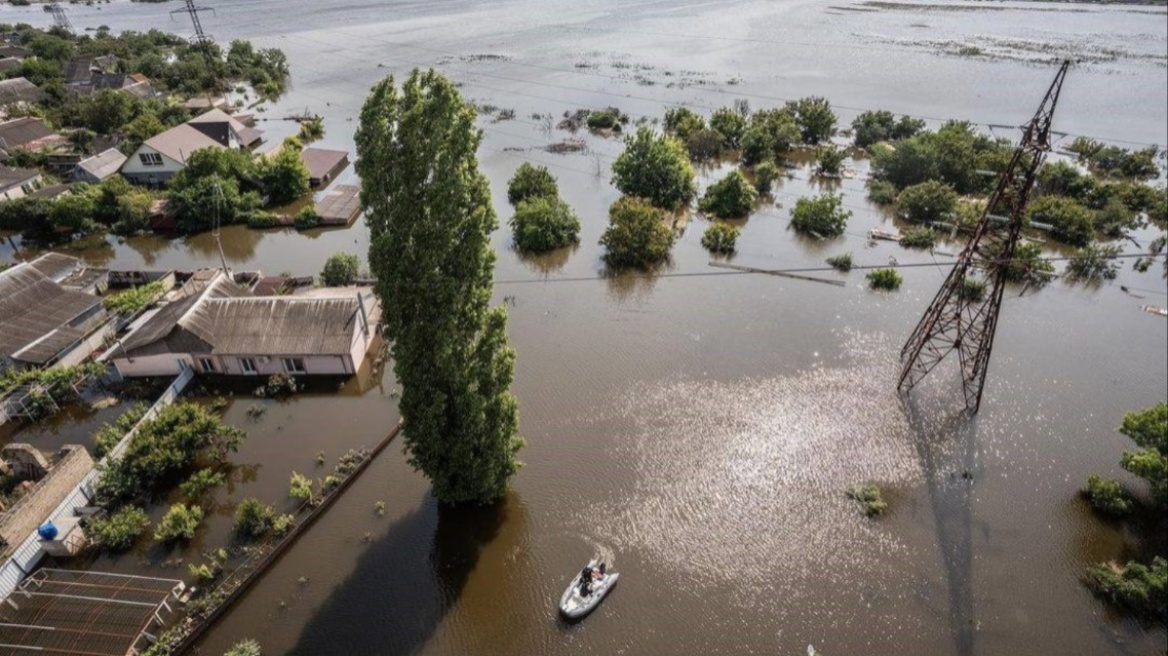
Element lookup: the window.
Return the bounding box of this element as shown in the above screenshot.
[138,152,164,167]
[197,358,215,373]
[239,358,257,375]
[282,358,306,374]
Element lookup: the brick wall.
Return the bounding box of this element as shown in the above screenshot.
[0,446,94,550]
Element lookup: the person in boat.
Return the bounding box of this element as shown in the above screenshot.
[579,567,593,596]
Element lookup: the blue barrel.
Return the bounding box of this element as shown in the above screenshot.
[37,521,58,541]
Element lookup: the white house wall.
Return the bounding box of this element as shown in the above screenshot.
[120,144,183,184]
[112,353,192,378]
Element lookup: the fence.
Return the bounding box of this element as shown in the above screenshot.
[0,366,195,599]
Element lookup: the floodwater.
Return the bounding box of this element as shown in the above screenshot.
[2,1,1167,655]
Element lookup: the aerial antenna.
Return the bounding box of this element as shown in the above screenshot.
[171,0,216,55]
[47,3,73,33]
[898,60,1072,413]
[211,180,230,275]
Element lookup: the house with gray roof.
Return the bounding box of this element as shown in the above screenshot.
[120,110,264,185]
[0,117,68,159]
[73,148,127,184]
[0,164,41,200]
[0,77,43,106]
[110,270,380,379]
[0,254,109,371]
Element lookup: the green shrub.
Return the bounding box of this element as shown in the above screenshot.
[790,193,851,238]
[866,268,903,290]
[1118,403,1168,506]
[741,109,800,166]
[710,107,747,149]
[85,506,150,552]
[663,107,705,141]
[319,252,360,286]
[234,497,276,539]
[960,277,987,302]
[298,118,324,141]
[1027,195,1095,246]
[272,514,295,536]
[506,163,558,206]
[289,471,314,503]
[180,468,226,501]
[1085,557,1167,622]
[599,197,675,269]
[899,180,957,223]
[686,129,724,160]
[586,106,629,131]
[1095,198,1138,238]
[293,206,321,231]
[103,281,166,315]
[1081,474,1132,517]
[698,170,758,218]
[224,639,263,656]
[1066,244,1121,281]
[612,127,697,210]
[815,146,846,176]
[701,223,739,254]
[246,211,281,229]
[847,484,888,517]
[509,196,581,252]
[867,180,898,205]
[93,404,147,458]
[154,503,204,542]
[993,241,1054,285]
[826,253,853,271]
[753,161,780,194]
[899,226,936,249]
[851,110,925,148]
[188,562,220,584]
[786,96,836,144]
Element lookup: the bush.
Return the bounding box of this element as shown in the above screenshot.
[611,127,697,210]
[686,129,724,160]
[899,226,936,249]
[1027,195,1096,246]
[586,106,628,131]
[710,107,747,149]
[867,268,903,290]
[701,223,739,254]
[289,471,314,503]
[246,211,281,229]
[1088,146,1160,181]
[234,497,276,539]
[225,639,263,656]
[847,484,888,517]
[272,514,295,536]
[599,197,675,269]
[960,277,987,302]
[1037,160,1094,201]
[851,110,926,148]
[86,506,150,552]
[154,503,204,542]
[871,121,1006,194]
[1118,403,1168,506]
[741,109,800,166]
[506,163,558,206]
[103,281,166,315]
[826,253,853,271]
[259,139,311,205]
[867,180,898,205]
[293,206,321,230]
[787,96,836,144]
[816,146,846,176]
[509,196,581,252]
[698,170,758,218]
[180,468,226,501]
[899,180,957,224]
[1066,244,1121,281]
[320,252,360,286]
[93,404,147,458]
[1095,198,1138,238]
[1085,557,1167,623]
[663,107,705,141]
[298,118,324,141]
[1081,474,1132,518]
[790,193,851,238]
[753,161,780,194]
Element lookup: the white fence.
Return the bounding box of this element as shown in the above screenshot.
[0,366,194,599]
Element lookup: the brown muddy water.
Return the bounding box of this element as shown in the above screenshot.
[2,1,1167,655]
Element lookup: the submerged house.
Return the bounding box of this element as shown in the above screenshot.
[120,109,263,186]
[110,270,381,378]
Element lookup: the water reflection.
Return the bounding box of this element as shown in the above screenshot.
[603,264,668,302]
[185,225,265,264]
[515,243,577,276]
[123,234,174,267]
[288,492,514,656]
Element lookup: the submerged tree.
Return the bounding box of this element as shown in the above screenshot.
[357,69,523,504]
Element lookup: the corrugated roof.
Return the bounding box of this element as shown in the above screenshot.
[301,148,349,182]
[0,164,38,192]
[189,108,263,146]
[0,117,54,150]
[0,77,42,103]
[142,123,224,163]
[77,148,128,180]
[0,263,102,363]
[198,296,363,356]
[119,271,251,353]
[27,252,83,282]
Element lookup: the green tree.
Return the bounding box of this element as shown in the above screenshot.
[867,268,903,290]
[753,161,780,194]
[506,163,558,206]
[686,129,724,161]
[320,252,360,286]
[701,222,739,254]
[233,497,275,539]
[851,110,926,148]
[740,109,800,166]
[787,96,836,144]
[599,196,675,269]
[1027,195,1096,246]
[867,180,897,205]
[224,639,262,656]
[357,69,522,504]
[816,146,846,176]
[80,90,136,135]
[899,180,958,223]
[1095,198,1138,238]
[124,112,166,146]
[1081,474,1132,518]
[85,506,150,552]
[154,503,204,542]
[510,196,581,252]
[48,191,97,235]
[180,468,226,501]
[710,107,747,149]
[698,169,757,218]
[1085,557,1167,623]
[663,107,705,141]
[1118,403,1168,506]
[790,192,851,237]
[611,126,697,210]
[259,139,311,205]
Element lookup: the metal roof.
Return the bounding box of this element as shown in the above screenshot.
[26,252,84,282]
[0,117,54,150]
[142,123,224,164]
[199,295,366,356]
[76,148,127,181]
[0,261,101,363]
[0,568,182,656]
[119,271,250,354]
[0,164,38,193]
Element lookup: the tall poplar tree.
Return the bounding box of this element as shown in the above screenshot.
[356,69,523,504]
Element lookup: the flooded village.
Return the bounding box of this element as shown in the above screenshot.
[0,1,1166,655]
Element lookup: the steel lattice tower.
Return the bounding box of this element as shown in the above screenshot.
[898,60,1071,413]
[48,3,73,33]
[172,0,215,52]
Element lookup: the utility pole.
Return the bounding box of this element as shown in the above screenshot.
[48,3,73,34]
[171,0,216,54]
[898,60,1071,413]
